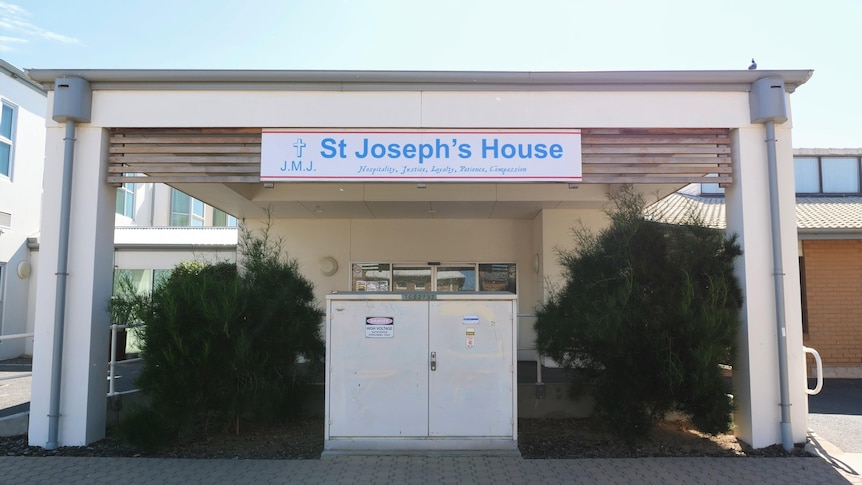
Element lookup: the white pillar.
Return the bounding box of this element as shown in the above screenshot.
[29,125,114,447]
[726,126,807,448]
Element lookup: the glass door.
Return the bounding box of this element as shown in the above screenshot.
[435,265,476,292]
[392,265,432,291]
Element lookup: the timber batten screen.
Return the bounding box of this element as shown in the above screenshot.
[107,128,732,185]
[108,128,262,184]
[581,128,731,185]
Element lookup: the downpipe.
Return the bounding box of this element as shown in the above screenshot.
[765,120,794,452]
[46,120,77,450]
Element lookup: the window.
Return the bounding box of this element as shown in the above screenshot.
[0,264,5,329]
[112,268,171,356]
[351,262,516,293]
[478,263,517,292]
[213,208,237,227]
[700,173,725,196]
[794,156,862,194]
[352,263,391,291]
[113,268,172,296]
[393,265,432,291]
[115,182,136,218]
[170,189,205,226]
[822,158,859,193]
[0,102,15,178]
[794,157,820,193]
[437,265,476,291]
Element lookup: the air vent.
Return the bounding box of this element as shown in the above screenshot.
[0,211,11,229]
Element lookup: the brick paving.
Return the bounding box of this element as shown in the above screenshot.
[0,455,854,485]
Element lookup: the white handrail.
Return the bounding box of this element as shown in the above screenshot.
[803,346,823,395]
[0,372,31,382]
[0,332,34,342]
[0,333,35,387]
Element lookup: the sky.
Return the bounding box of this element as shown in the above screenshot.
[1,0,859,148]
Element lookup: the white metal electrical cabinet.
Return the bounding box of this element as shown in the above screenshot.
[324,293,518,454]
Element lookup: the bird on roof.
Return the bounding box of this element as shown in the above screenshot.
[748,59,757,70]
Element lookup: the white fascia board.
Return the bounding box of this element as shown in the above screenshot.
[24,69,814,93]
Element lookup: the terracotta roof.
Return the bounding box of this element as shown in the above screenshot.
[649,188,862,233]
[797,197,862,230]
[646,191,727,229]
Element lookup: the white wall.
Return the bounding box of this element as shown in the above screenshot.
[29,126,115,447]
[726,124,807,448]
[68,90,759,130]
[0,71,45,359]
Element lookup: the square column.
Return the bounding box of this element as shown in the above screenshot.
[29,125,115,447]
[726,127,808,448]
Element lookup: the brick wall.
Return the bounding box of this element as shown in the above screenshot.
[801,239,862,377]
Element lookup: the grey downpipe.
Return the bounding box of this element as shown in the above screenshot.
[46,120,77,450]
[764,120,794,452]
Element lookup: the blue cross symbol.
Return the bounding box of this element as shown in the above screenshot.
[293,138,307,157]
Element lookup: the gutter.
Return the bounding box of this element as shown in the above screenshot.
[797,228,862,240]
[0,60,47,95]
[24,69,814,93]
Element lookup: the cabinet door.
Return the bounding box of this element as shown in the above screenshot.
[328,300,429,437]
[428,300,513,437]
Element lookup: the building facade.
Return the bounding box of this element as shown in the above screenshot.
[654,149,862,379]
[23,69,812,450]
[0,61,46,360]
[794,149,862,378]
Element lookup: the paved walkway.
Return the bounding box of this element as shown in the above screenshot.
[808,431,862,484]
[0,454,855,484]
[2,361,859,483]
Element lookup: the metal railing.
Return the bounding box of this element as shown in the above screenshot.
[0,333,34,382]
[107,324,142,398]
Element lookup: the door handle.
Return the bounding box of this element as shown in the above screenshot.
[430,351,437,371]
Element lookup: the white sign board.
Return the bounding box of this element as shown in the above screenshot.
[261,130,582,182]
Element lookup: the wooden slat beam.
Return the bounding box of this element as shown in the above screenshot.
[109,155,260,164]
[584,165,732,175]
[110,135,261,144]
[110,145,262,154]
[586,175,733,184]
[582,128,727,135]
[584,156,731,164]
[108,164,259,174]
[107,127,734,185]
[583,146,731,155]
[582,136,730,145]
[108,175,260,184]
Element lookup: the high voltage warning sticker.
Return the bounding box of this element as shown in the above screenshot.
[365,316,394,338]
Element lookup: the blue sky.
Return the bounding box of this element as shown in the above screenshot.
[1,0,859,148]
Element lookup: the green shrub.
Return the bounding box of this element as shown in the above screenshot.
[115,403,177,452]
[116,222,324,447]
[535,186,742,438]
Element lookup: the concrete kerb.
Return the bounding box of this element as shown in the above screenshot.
[806,430,862,484]
[0,411,28,437]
